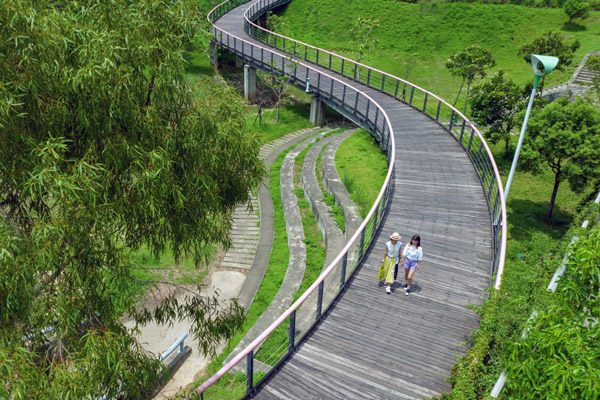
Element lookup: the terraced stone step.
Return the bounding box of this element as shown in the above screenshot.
[235,126,325,313]
[226,131,325,365]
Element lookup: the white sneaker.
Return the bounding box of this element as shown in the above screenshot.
[385,286,391,294]
[405,287,410,296]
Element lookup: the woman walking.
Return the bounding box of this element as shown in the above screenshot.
[381,232,402,294]
[400,235,422,296]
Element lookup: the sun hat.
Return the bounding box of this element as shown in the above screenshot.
[390,232,401,240]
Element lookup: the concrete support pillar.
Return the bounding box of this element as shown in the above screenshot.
[209,40,219,70]
[310,96,325,126]
[244,65,257,104]
[235,56,244,69]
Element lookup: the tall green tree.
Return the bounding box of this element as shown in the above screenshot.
[0,0,264,398]
[470,70,522,154]
[518,31,581,72]
[445,45,496,115]
[519,97,600,219]
[563,0,590,24]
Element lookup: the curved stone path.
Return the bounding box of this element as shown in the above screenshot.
[301,134,345,273]
[228,127,363,365]
[322,129,363,268]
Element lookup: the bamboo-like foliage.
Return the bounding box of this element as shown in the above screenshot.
[0,0,265,398]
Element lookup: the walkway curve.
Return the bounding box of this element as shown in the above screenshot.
[188,0,508,398]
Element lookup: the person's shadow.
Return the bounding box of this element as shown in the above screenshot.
[390,281,422,294]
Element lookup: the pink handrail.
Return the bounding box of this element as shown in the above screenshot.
[188,2,396,398]
[190,0,507,396]
[243,0,507,290]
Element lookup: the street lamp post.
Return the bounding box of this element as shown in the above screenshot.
[503,54,559,201]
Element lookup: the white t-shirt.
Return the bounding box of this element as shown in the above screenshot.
[402,244,423,261]
[385,241,402,262]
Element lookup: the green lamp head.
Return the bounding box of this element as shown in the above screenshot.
[531,54,559,89]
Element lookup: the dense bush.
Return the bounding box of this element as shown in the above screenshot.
[504,224,600,398]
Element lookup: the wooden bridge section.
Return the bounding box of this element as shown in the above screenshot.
[194,0,506,398]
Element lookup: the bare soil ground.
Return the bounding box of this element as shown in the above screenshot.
[122,248,248,399]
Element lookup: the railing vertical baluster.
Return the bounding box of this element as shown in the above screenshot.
[449,110,455,131]
[316,50,319,65]
[354,91,359,114]
[316,282,324,321]
[384,123,390,153]
[409,87,415,105]
[381,75,385,92]
[358,229,366,258]
[246,351,254,396]
[271,52,274,71]
[475,143,483,171]
[436,101,441,121]
[342,85,347,107]
[261,47,263,65]
[341,59,345,75]
[305,45,307,61]
[487,174,496,202]
[274,35,277,48]
[365,101,370,121]
[372,201,379,236]
[317,73,321,93]
[467,129,475,153]
[394,80,399,98]
[227,34,230,49]
[288,311,296,355]
[374,108,379,130]
[460,119,466,141]
[283,37,285,52]
[492,190,500,226]
[367,69,371,87]
[329,54,332,69]
[423,93,428,112]
[340,253,348,289]
[354,64,358,80]
[481,159,490,188]
[330,79,334,99]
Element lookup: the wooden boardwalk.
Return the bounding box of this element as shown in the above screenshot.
[214,3,492,398]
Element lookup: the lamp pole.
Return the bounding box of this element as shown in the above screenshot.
[503,54,559,201]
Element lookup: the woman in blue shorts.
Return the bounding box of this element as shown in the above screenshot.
[400,235,422,296]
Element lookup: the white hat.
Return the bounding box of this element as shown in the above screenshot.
[390,232,401,240]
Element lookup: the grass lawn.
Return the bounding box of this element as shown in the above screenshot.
[280,0,600,107]
[335,129,389,218]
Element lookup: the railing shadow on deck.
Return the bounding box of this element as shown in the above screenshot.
[185,1,508,399]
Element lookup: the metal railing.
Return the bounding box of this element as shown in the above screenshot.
[242,0,506,285]
[159,332,189,363]
[190,0,507,398]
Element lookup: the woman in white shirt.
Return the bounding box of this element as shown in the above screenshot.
[381,232,402,294]
[400,235,422,296]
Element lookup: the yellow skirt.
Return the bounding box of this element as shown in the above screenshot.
[382,256,396,284]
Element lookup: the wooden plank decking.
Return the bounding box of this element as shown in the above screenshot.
[214,3,493,398]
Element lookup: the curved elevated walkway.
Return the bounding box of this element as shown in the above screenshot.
[208,2,495,398]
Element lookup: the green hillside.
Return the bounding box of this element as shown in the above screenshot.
[280,0,600,103]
